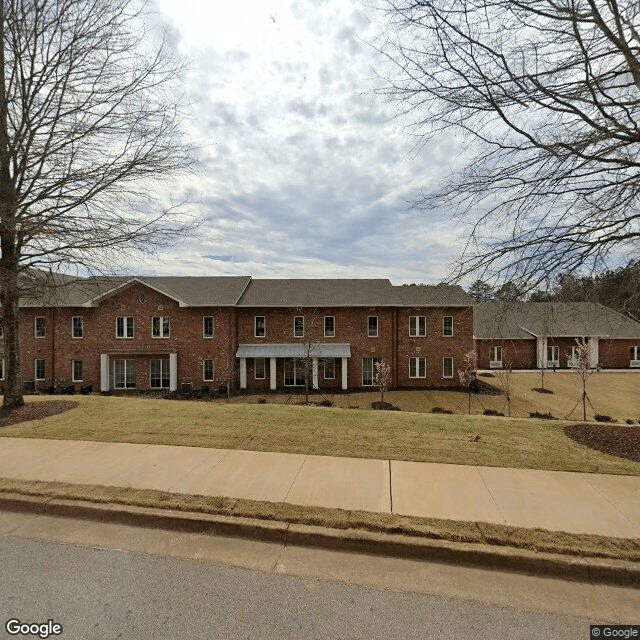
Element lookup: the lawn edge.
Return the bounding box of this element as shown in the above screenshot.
[0,480,638,587]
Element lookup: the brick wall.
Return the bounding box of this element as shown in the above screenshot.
[599,338,640,369]
[476,339,537,369]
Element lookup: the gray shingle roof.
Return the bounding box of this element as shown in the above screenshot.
[394,284,474,307]
[474,302,640,340]
[236,279,403,307]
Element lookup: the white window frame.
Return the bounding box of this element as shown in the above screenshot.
[71,316,84,339]
[546,346,559,367]
[324,316,335,337]
[294,316,304,338]
[284,358,306,386]
[0,359,5,380]
[630,346,640,367]
[255,316,266,338]
[0,320,4,338]
[203,316,214,339]
[409,316,426,337]
[490,346,503,368]
[35,358,46,381]
[362,357,380,386]
[203,359,214,382]
[368,316,378,338]
[114,359,136,388]
[254,357,266,380]
[443,357,454,379]
[324,357,335,380]
[34,316,46,338]
[409,357,426,378]
[152,316,170,339]
[72,360,84,382]
[149,359,170,388]
[443,316,453,337]
[116,316,134,339]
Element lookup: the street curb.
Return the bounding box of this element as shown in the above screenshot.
[1,491,638,587]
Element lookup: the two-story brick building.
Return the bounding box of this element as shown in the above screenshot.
[11,275,474,393]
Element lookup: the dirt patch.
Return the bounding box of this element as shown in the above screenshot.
[565,424,640,463]
[0,401,78,428]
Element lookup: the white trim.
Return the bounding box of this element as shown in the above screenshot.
[149,358,170,388]
[409,316,426,337]
[116,316,134,339]
[254,316,266,338]
[367,316,378,338]
[72,360,83,382]
[324,357,335,380]
[254,357,266,380]
[203,316,214,338]
[152,316,170,339]
[443,316,453,337]
[71,316,84,339]
[34,316,46,338]
[409,356,426,378]
[324,316,335,337]
[34,358,45,380]
[203,359,215,382]
[294,316,304,338]
[443,357,454,379]
[81,278,189,308]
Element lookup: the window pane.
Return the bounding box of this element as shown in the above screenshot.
[204,316,214,337]
[368,317,378,337]
[255,317,265,337]
[363,358,373,385]
[162,317,170,337]
[72,317,83,338]
[127,317,134,338]
[443,317,453,336]
[294,316,304,337]
[73,360,83,381]
[324,316,335,337]
[443,357,453,378]
[324,358,335,379]
[255,358,265,379]
[152,317,160,337]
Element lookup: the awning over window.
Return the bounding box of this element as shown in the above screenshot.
[235,343,351,359]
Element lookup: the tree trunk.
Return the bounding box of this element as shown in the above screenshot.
[1,267,23,411]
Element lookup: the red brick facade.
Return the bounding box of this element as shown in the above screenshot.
[9,281,474,393]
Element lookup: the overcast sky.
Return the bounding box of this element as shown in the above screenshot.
[141,0,462,284]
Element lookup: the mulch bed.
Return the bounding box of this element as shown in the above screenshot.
[565,424,640,463]
[0,401,78,428]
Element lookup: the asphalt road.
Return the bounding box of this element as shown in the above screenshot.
[0,534,592,640]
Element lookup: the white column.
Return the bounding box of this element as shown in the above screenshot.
[169,353,178,391]
[312,358,319,390]
[588,337,599,368]
[100,354,109,392]
[341,357,348,390]
[536,336,547,368]
[240,357,247,389]
[270,357,276,390]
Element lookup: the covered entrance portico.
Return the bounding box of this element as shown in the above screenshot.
[100,351,178,392]
[235,344,351,390]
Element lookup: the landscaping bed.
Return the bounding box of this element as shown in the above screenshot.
[565,424,640,463]
[0,401,78,427]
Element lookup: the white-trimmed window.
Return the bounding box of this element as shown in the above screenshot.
[409,316,426,337]
[72,360,84,382]
[546,346,559,367]
[630,346,640,367]
[116,316,134,339]
[254,358,266,380]
[34,316,46,338]
[324,316,335,337]
[114,359,136,388]
[255,316,265,338]
[0,359,5,380]
[324,357,335,380]
[71,316,84,338]
[284,358,306,386]
[409,357,426,378]
[152,316,170,338]
[203,359,214,381]
[203,316,214,338]
[294,316,304,338]
[490,346,503,368]
[362,357,380,386]
[368,316,378,338]
[443,357,454,379]
[0,320,4,338]
[150,359,170,388]
[443,316,453,337]
[35,358,46,380]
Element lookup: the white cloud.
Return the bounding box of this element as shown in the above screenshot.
[139,0,463,284]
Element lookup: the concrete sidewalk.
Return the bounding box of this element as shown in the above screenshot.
[0,437,638,538]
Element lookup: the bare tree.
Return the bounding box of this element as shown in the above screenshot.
[379,0,640,289]
[374,358,392,405]
[567,337,597,421]
[0,0,194,410]
[458,349,478,414]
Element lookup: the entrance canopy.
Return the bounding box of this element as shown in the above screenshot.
[235,343,351,359]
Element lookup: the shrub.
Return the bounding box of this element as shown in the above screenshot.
[258,398,267,404]
[626,419,635,425]
[529,411,556,420]
[320,400,333,407]
[483,409,504,416]
[431,406,453,414]
[594,414,615,423]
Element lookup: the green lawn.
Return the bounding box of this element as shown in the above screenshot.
[1,394,638,475]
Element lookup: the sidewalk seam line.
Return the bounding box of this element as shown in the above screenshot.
[580,474,637,533]
[389,460,393,514]
[475,467,507,524]
[282,455,308,503]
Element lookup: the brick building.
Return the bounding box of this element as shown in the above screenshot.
[474,302,640,370]
[11,276,474,393]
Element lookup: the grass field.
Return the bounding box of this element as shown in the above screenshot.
[244,371,640,422]
[1,393,638,475]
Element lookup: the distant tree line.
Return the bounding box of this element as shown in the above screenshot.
[468,261,640,321]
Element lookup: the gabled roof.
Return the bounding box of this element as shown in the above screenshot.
[394,284,474,307]
[474,301,640,340]
[19,275,252,308]
[235,279,403,307]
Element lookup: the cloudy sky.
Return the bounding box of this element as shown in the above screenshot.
[142,0,462,284]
